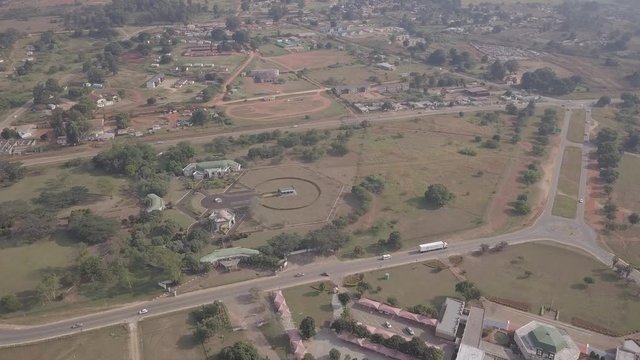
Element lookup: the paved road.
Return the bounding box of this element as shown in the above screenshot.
[3,97,631,348]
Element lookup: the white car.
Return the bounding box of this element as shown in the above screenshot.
[214,198,222,203]
[383,321,392,328]
[405,327,415,335]
[138,308,149,315]
[579,198,584,203]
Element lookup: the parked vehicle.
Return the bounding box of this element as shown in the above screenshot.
[380,254,391,260]
[417,241,448,253]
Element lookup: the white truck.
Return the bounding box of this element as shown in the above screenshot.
[418,241,448,253]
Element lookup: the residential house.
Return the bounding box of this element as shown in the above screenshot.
[376,62,396,71]
[182,160,242,178]
[464,87,490,97]
[145,193,166,213]
[373,82,410,94]
[208,209,236,233]
[145,73,165,89]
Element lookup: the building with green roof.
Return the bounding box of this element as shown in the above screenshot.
[145,193,165,213]
[515,321,580,360]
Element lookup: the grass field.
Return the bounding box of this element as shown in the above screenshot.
[0,325,129,360]
[258,317,290,359]
[567,110,586,143]
[612,153,640,213]
[282,281,335,327]
[140,308,247,360]
[359,262,459,309]
[306,63,400,85]
[552,147,582,218]
[342,114,519,254]
[461,242,640,335]
[0,235,79,294]
[591,107,621,133]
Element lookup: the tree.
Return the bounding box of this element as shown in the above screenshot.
[68,209,118,245]
[505,103,518,115]
[487,60,506,81]
[115,113,130,129]
[595,96,611,107]
[211,28,227,41]
[330,348,341,360]
[303,354,316,360]
[629,213,640,225]
[218,341,267,360]
[318,282,326,292]
[1,128,18,139]
[0,294,21,313]
[504,59,519,73]
[249,287,261,302]
[147,97,157,105]
[87,68,105,83]
[426,49,446,66]
[583,276,594,284]
[0,159,25,185]
[268,5,286,21]
[190,109,209,126]
[424,184,455,207]
[353,245,365,257]
[225,16,241,31]
[385,231,402,250]
[455,281,481,300]
[299,316,316,339]
[338,292,351,306]
[79,256,108,282]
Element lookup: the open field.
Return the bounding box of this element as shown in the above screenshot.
[462,242,640,335]
[567,110,585,143]
[358,262,459,309]
[237,165,343,227]
[342,114,525,255]
[224,93,345,122]
[0,325,129,360]
[266,50,354,71]
[140,308,247,360]
[233,75,319,99]
[258,317,290,359]
[590,107,619,132]
[552,147,582,218]
[306,63,402,85]
[283,281,335,327]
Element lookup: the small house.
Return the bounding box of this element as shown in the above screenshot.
[145,73,165,89]
[208,209,236,233]
[376,62,396,71]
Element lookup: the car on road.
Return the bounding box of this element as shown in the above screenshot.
[138,308,148,315]
[383,321,392,328]
[214,198,222,203]
[579,198,584,203]
[70,323,83,329]
[405,327,415,335]
[321,272,329,276]
[295,272,305,277]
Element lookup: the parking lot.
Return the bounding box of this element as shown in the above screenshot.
[350,305,456,360]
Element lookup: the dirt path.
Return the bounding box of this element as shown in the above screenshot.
[128,321,141,360]
[211,51,257,105]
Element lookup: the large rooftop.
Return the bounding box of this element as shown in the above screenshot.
[436,298,464,338]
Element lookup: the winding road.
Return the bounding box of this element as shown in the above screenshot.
[0,98,629,348]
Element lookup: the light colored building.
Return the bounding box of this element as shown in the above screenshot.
[616,340,640,360]
[182,160,242,178]
[376,62,396,71]
[515,321,580,360]
[145,193,166,212]
[208,209,236,233]
[436,298,465,341]
[146,73,165,88]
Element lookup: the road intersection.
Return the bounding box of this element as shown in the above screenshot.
[0,98,630,348]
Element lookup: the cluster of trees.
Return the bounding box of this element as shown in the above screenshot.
[521,162,542,185]
[33,186,89,209]
[64,0,207,32]
[360,175,385,194]
[93,142,171,196]
[424,184,455,208]
[378,231,402,251]
[299,316,316,340]
[425,48,473,70]
[48,96,97,144]
[159,141,195,175]
[192,302,232,343]
[0,28,21,49]
[521,68,581,96]
[330,315,443,360]
[0,159,25,186]
[407,303,438,317]
[538,108,558,138]
[255,223,351,265]
[594,127,623,230]
[408,72,465,92]
[33,78,63,105]
[216,342,268,360]
[486,60,519,81]
[68,209,119,245]
[512,193,531,216]
[0,200,55,245]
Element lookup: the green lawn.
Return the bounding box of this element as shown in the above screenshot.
[0,235,78,294]
[552,194,578,219]
[0,325,129,360]
[282,281,335,327]
[165,208,194,230]
[461,242,640,335]
[613,153,640,213]
[552,147,582,218]
[567,110,585,143]
[259,317,290,359]
[359,262,459,309]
